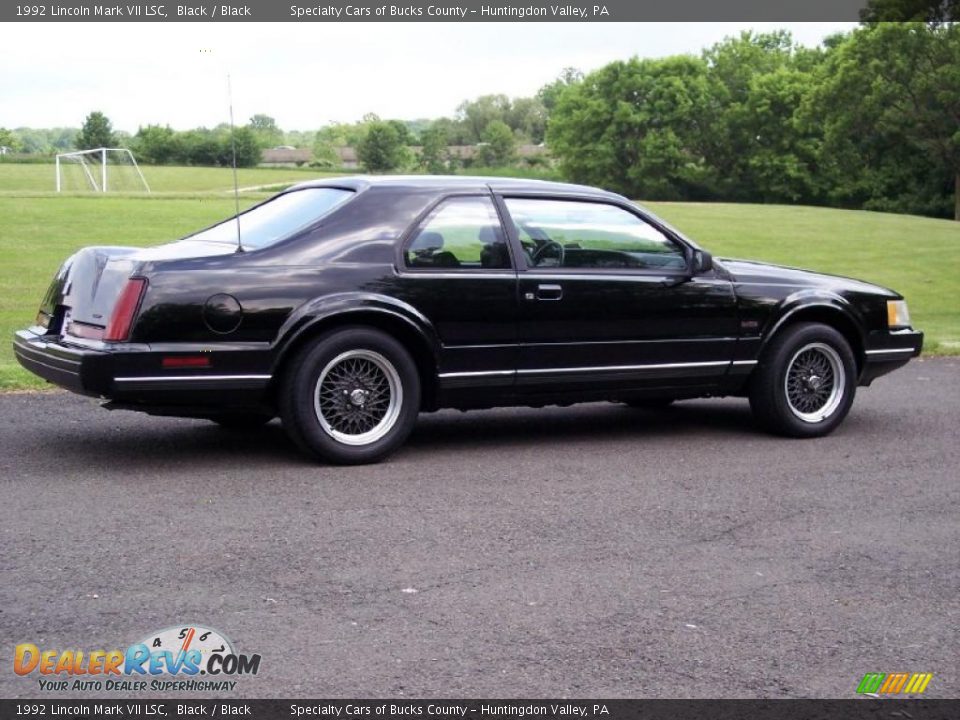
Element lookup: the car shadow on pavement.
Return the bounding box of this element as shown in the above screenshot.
[407,399,759,450]
[39,400,760,467]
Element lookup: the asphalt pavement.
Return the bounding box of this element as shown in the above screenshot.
[1,357,957,699]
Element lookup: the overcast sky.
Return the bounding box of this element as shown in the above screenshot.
[1,22,856,131]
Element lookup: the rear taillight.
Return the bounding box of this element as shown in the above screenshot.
[104,278,147,342]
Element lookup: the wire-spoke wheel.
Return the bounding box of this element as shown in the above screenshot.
[314,350,402,446]
[280,327,420,465]
[749,322,856,438]
[784,343,845,423]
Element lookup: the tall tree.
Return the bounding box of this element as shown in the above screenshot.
[547,55,715,199]
[76,111,115,149]
[456,94,512,143]
[816,23,960,219]
[356,120,409,172]
[478,120,517,166]
[248,114,282,147]
[134,125,179,164]
[419,124,451,173]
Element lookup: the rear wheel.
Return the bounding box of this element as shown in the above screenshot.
[749,322,856,437]
[280,327,420,464]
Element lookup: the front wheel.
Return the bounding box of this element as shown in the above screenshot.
[749,322,856,438]
[279,327,420,464]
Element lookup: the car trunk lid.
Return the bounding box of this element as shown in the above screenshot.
[38,239,236,339]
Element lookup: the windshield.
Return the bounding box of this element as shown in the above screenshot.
[185,187,354,250]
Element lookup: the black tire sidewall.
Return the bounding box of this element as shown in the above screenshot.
[751,323,857,438]
[281,327,420,464]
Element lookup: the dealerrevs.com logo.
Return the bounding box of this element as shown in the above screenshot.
[14,625,261,692]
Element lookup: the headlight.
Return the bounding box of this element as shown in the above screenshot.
[887,300,911,329]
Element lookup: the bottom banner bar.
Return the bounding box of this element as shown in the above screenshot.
[0,699,958,720]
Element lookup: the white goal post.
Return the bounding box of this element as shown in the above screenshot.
[55,147,151,193]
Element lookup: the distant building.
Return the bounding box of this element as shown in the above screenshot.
[260,147,311,166]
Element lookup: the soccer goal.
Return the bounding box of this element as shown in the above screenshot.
[55,148,151,193]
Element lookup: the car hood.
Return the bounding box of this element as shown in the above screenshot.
[718,258,900,298]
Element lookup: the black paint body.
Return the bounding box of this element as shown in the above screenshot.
[13,176,923,418]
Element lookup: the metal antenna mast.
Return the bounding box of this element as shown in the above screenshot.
[227,73,244,253]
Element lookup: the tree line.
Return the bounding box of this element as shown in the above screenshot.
[547,22,959,221]
[1,20,957,220]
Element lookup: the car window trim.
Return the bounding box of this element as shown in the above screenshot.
[494,192,693,276]
[396,191,518,275]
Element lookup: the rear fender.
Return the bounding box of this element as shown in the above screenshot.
[271,292,441,372]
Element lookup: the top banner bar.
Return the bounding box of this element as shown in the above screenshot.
[4,0,871,22]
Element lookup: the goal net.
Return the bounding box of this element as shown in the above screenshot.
[55,148,151,193]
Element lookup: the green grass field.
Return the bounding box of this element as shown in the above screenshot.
[0,163,956,389]
[0,162,329,193]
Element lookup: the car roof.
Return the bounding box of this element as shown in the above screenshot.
[286,174,625,200]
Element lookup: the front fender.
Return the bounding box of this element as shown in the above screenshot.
[271,291,441,369]
[759,290,867,355]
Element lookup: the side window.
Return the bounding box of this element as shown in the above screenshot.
[503,198,687,272]
[404,196,511,270]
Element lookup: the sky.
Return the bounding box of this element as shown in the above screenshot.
[0,22,857,131]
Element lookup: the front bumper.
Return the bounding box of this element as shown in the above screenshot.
[860,328,923,385]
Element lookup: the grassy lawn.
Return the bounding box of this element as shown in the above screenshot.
[0,167,956,389]
[0,162,330,193]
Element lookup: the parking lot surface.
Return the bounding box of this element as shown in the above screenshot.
[1,357,957,698]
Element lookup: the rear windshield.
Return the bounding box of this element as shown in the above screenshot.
[185,187,354,250]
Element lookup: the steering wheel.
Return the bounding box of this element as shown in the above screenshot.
[530,240,565,267]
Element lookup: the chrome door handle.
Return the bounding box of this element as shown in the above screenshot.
[535,284,563,301]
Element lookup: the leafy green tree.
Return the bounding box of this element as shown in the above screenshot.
[701,31,810,202]
[76,111,115,149]
[419,124,451,173]
[220,126,261,167]
[507,97,548,144]
[312,133,340,168]
[356,120,409,172]
[478,120,517,166]
[430,117,473,146]
[0,127,18,152]
[547,55,715,199]
[816,23,960,219]
[536,67,584,113]
[176,129,220,165]
[457,94,512,143]
[134,125,179,164]
[859,0,958,23]
[248,114,282,147]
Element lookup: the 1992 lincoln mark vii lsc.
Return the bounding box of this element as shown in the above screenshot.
[14,176,923,464]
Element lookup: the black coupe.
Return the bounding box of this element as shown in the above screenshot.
[14,176,923,464]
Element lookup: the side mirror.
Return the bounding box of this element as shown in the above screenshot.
[692,249,713,274]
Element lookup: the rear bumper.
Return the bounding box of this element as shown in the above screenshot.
[13,328,273,410]
[13,328,112,397]
[859,328,923,385]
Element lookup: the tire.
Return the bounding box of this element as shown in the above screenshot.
[279,327,421,464]
[749,322,856,438]
[211,413,273,430]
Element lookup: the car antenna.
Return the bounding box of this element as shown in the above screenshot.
[227,73,244,253]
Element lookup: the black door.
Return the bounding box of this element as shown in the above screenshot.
[393,194,519,392]
[499,196,738,395]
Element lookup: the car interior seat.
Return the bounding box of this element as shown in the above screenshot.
[407,231,460,268]
[478,226,510,269]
